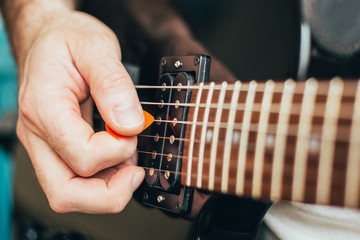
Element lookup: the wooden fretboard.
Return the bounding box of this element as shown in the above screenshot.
[181,78,360,208]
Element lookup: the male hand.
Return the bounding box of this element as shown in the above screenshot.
[16,10,145,213]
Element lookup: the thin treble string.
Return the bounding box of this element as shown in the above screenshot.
[139,102,356,120]
[135,83,359,97]
[148,119,352,142]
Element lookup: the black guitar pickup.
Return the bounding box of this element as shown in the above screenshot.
[138,55,211,214]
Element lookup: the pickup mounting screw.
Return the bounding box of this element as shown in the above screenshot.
[161,59,167,67]
[194,56,200,66]
[174,60,182,69]
[143,193,149,201]
[157,195,165,203]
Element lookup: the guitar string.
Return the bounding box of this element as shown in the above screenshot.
[143,119,353,143]
[135,83,359,97]
[137,140,351,164]
[140,102,356,120]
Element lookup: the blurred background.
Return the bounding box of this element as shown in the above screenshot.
[1,0,302,239]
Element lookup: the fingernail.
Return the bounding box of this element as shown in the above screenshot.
[112,104,144,128]
[132,171,145,192]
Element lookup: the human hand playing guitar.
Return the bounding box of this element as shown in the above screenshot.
[1,0,235,215]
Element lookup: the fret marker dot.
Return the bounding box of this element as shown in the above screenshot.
[232,131,240,144]
[169,135,175,144]
[165,170,170,179]
[172,118,177,126]
[149,168,154,176]
[154,133,159,142]
[161,83,166,92]
[266,134,275,149]
[167,153,173,162]
[159,100,164,108]
[309,137,320,154]
[152,150,157,159]
[206,129,213,143]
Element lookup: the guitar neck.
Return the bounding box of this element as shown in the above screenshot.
[181,78,360,208]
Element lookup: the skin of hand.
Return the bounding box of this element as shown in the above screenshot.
[13,7,146,213]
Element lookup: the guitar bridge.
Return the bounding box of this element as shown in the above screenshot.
[138,55,211,214]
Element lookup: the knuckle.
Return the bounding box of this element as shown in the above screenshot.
[48,194,69,213]
[71,157,96,177]
[92,71,130,96]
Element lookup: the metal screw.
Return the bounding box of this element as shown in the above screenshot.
[159,99,164,108]
[165,170,170,179]
[175,201,180,210]
[194,56,200,66]
[161,82,166,92]
[149,168,155,176]
[174,100,180,109]
[167,153,173,162]
[157,195,165,203]
[174,60,182,69]
[177,83,182,91]
[151,151,157,159]
[154,133,159,142]
[172,118,177,126]
[143,193,149,201]
[161,59,167,67]
[157,117,161,125]
[169,135,175,144]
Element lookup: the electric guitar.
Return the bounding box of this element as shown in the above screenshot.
[133,55,360,215]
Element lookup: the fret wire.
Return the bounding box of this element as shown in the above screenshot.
[292,78,318,202]
[209,81,228,191]
[197,82,215,189]
[222,81,241,193]
[271,79,296,200]
[345,80,360,207]
[186,82,204,186]
[236,80,257,195]
[316,78,344,205]
[252,80,275,198]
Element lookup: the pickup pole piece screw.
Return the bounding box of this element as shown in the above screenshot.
[174,60,182,68]
[154,133,159,142]
[157,195,165,203]
[177,83,182,91]
[161,59,167,67]
[161,82,166,92]
[152,151,157,159]
[159,99,164,108]
[194,56,200,66]
[165,170,170,179]
[149,168,155,176]
[169,135,175,144]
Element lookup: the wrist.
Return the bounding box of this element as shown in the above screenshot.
[3,0,74,65]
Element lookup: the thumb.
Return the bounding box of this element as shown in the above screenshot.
[71,37,145,136]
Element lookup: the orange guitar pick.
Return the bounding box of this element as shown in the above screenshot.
[105,110,154,139]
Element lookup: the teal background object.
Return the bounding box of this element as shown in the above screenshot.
[0,16,18,240]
